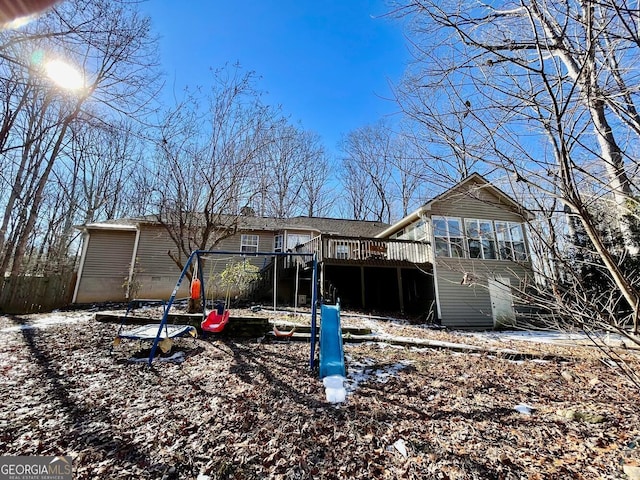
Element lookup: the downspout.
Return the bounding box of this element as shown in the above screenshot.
[71,229,90,303]
[125,226,142,299]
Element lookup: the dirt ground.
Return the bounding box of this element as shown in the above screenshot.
[1,309,639,479]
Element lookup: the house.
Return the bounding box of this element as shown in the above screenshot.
[374,173,535,328]
[73,173,534,329]
[72,215,392,305]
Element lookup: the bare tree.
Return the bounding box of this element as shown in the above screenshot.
[340,121,420,222]
[0,0,159,274]
[146,65,281,273]
[396,80,494,191]
[298,134,335,218]
[393,0,640,339]
[254,120,305,218]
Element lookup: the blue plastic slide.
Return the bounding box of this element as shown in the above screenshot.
[319,303,346,378]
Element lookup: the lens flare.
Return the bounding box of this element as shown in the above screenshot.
[45,59,84,90]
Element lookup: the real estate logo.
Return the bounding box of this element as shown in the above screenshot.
[0,456,72,480]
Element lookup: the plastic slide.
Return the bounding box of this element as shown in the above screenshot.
[319,304,346,379]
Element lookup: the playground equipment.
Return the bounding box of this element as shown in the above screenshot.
[272,324,297,338]
[318,302,347,402]
[116,247,350,399]
[201,308,230,333]
[201,265,232,334]
[144,249,319,366]
[113,299,198,354]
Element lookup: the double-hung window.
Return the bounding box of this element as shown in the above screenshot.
[241,234,259,253]
[274,234,283,253]
[465,219,497,260]
[433,216,464,258]
[494,222,527,261]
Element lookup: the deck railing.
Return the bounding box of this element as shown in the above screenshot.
[294,235,431,264]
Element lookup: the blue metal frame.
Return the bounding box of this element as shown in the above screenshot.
[147,249,319,366]
[309,255,318,370]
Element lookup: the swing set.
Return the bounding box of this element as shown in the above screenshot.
[141,249,320,366]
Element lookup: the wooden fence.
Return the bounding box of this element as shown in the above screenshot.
[0,272,77,315]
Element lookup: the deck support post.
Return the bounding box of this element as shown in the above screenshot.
[397,267,404,314]
[360,266,366,309]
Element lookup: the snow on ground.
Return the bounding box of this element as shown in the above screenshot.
[469,329,633,348]
[344,353,414,395]
[0,311,94,333]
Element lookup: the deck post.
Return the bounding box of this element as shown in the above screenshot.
[397,267,404,314]
[360,266,366,309]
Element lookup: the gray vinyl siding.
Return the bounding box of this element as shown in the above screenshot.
[434,258,531,328]
[200,230,278,300]
[135,226,188,299]
[134,227,275,299]
[429,182,526,223]
[430,180,533,328]
[75,230,136,303]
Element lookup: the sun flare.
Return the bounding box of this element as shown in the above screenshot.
[44,59,84,90]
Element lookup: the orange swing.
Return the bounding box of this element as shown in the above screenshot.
[273,324,297,338]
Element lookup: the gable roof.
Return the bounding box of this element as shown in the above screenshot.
[375,172,534,238]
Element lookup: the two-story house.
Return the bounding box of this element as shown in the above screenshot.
[374,173,534,328]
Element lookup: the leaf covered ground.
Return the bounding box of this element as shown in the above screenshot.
[0,310,639,479]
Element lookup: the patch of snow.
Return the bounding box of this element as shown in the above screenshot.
[471,329,627,346]
[345,358,414,393]
[393,439,408,458]
[0,311,93,333]
[514,403,536,415]
[128,351,186,364]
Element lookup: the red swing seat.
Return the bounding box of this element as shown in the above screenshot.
[201,310,230,333]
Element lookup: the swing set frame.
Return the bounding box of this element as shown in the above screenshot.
[147,249,320,367]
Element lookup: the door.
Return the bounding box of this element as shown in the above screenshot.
[488,277,515,328]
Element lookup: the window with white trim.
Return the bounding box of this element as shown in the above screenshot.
[241,234,259,253]
[433,216,464,258]
[494,221,527,261]
[398,220,428,241]
[286,233,311,251]
[335,244,349,259]
[274,234,283,252]
[465,218,497,260]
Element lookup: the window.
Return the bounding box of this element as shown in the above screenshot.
[241,234,259,253]
[465,219,497,260]
[286,233,311,251]
[274,234,283,252]
[335,244,349,259]
[399,220,428,241]
[495,222,527,261]
[433,216,526,261]
[433,216,464,258]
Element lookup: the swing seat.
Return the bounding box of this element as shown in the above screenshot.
[273,325,297,338]
[201,310,230,333]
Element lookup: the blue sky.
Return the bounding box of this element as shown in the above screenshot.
[138,1,409,156]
